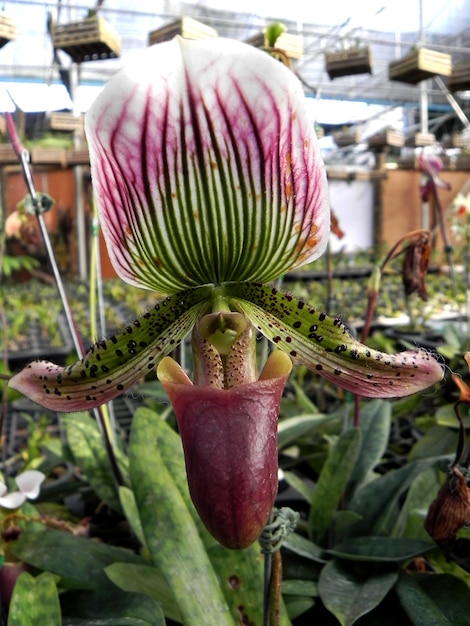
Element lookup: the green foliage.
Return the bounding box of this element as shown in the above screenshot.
[2,255,40,278]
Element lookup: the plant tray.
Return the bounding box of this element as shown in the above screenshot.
[367,130,405,149]
[0,14,17,49]
[388,48,452,84]
[447,62,470,92]
[325,48,372,79]
[52,16,121,63]
[6,314,74,369]
[148,16,217,45]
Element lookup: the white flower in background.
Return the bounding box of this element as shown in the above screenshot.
[0,471,45,509]
[452,192,470,216]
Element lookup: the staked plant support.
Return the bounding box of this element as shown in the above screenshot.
[4,112,123,487]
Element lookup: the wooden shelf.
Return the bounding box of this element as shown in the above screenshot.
[0,145,90,167]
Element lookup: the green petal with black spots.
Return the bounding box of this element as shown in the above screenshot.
[224,282,444,398]
[8,286,212,412]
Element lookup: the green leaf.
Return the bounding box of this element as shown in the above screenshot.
[105,562,180,623]
[283,532,328,563]
[128,408,234,626]
[348,457,445,536]
[318,559,398,626]
[62,412,128,512]
[118,486,147,549]
[392,468,441,539]
[408,425,457,461]
[130,408,291,626]
[414,573,470,624]
[309,428,361,545]
[327,537,434,562]
[282,579,318,596]
[8,571,61,626]
[278,413,332,450]
[60,588,165,626]
[395,573,453,626]
[224,281,444,398]
[345,399,391,500]
[283,596,316,621]
[283,470,314,504]
[12,528,145,590]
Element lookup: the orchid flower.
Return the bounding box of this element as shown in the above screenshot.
[0,471,45,510]
[9,37,443,548]
[418,152,451,201]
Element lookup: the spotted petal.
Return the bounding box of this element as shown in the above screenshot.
[224,282,444,397]
[8,287,211,411]
[85,37,329,293]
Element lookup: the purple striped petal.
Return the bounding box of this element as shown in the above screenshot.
[86,37,329,293]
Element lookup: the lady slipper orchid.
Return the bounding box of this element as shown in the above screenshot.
[9,38,444,547]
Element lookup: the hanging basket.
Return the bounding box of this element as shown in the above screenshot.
[325,47,372,79]
[52,15,121,63]
[452,132,470,148]
[0,14,17,49]
[405,132,436,147]
[388,48,452,84]
[367,130,405,149]
[333,130,361,147]
[148,16,217,45]
[246,31,303,60]
[447,62,470,92]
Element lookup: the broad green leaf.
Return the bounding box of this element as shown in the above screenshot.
[128,408,234,626]
[392,468,441,539]
[131,408,291,626]
[224,281,444,398]
[309,428,361,545]
[282,579,318,596]
[332,511,363,544]
[328,537,434,562]
[348,457,445,536]
[283,470,315,503]
[60,588,165,626]
[408,425,457,461]
[318,559,398,626]
[118,486,147,549]
[12,528,145,590]
[105,562,180,624]
[62,412,128,512]
[396,573,453,626]
[283,597,316,620]
[345,399,391,500]
[414,573,470,624]
[278,413,332,450]
[283,532,328,563]
[8,571,61,626]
